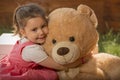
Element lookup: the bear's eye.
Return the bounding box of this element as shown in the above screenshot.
[69,36,75,42]
[52,39,56,44]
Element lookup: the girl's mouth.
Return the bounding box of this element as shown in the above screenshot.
[38,37,44,39]
[37,35,46,40]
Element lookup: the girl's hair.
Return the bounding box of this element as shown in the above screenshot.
[13,3,47,37]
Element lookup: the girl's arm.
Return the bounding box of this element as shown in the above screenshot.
[38,56,65,70]
[22,44,65,70]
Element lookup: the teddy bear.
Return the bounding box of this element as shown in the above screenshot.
[43,4,120,80]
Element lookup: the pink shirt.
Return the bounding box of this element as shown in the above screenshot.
[0,41,58,80]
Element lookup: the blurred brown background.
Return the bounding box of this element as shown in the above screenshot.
[0,0,120,33]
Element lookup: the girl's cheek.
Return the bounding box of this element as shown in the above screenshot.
[44,28,49,34]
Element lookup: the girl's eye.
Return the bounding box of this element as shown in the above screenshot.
[69,36,75,42]
[41,23,48,28]
[52,39,56,44]
[32,28,37,32]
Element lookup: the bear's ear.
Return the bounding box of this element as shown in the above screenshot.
[77,4,98,28]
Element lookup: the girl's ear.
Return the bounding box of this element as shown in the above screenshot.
[20,28,26,37]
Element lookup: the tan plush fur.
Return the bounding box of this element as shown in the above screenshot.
[43,4,120,80]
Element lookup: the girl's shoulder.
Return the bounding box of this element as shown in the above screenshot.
[21,42,47,63]
[20,37,44,52]
[24,44,44,51]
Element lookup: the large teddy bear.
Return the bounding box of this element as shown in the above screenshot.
[43,4,120,80]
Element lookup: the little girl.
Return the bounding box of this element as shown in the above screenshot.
[0,3,64,80]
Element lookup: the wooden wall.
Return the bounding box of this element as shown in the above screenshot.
[0,0,120,33]
[104,0,120,32]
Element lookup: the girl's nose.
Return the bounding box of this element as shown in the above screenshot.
[38,29,44,34]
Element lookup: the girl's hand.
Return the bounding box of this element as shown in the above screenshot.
[38,56,66,70]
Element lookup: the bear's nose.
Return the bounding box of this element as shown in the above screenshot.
[57,47,69,56]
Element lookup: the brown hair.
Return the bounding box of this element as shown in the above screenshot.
[13,3,47,37]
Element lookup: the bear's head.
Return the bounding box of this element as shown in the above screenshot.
[44,4,99,67]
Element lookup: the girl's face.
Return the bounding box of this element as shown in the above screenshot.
[21,17,48,44]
